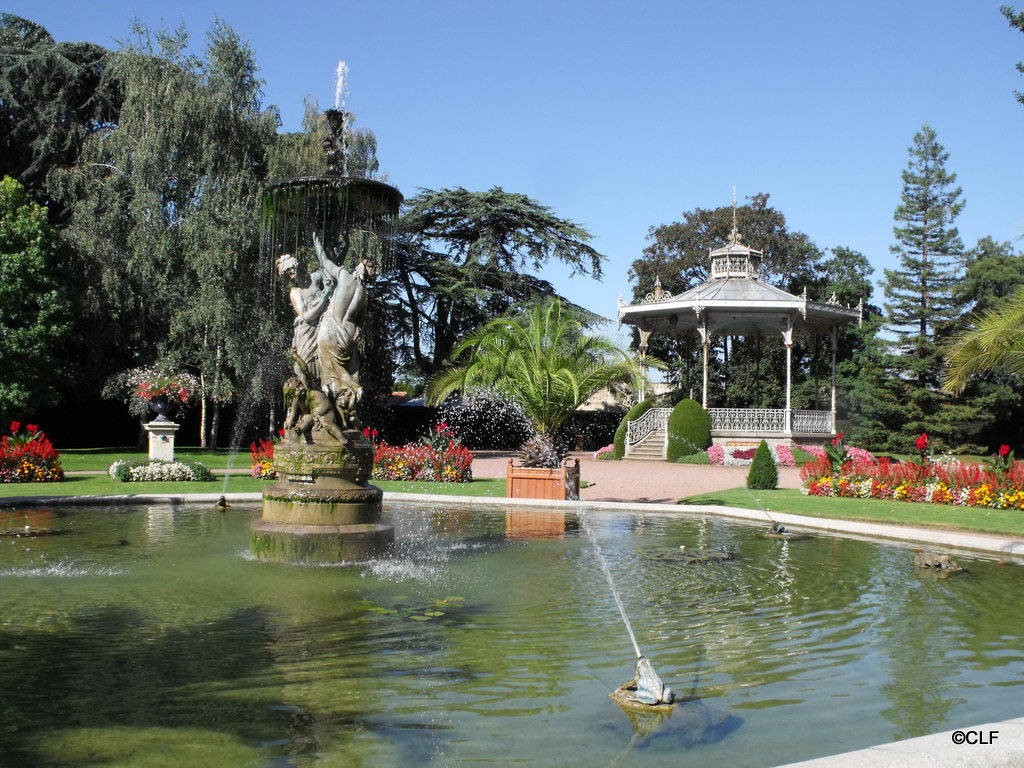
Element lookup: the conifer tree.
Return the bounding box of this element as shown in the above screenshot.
[883,124,964,387]
[881,125,975,450]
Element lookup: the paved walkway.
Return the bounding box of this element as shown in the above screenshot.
[471,451,804,503]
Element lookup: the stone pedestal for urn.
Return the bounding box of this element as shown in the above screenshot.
[144,420,180,461]
[251,429,393,564]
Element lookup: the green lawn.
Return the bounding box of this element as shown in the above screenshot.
[59,447,241,472]
[679,487,1024,537]
[0,473,505,500]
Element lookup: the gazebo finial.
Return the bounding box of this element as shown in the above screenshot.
[730,187,742,244]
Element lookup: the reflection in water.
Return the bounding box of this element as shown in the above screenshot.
[0,502,1021,767]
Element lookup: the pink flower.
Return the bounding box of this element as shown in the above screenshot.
[914,433,929,452]
[999,444,1011,457]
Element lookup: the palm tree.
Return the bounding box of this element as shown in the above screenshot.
[943,286,1024,393]
[426,298,646,437]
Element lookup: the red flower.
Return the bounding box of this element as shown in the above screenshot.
[26,424,38,434]
[277,428,286,437]
[832,431,845,446]
[914,433,929,452]
[362,427,371,438]
[371,429,379,438]
[9,421,20,434]
[999,444,1011,457]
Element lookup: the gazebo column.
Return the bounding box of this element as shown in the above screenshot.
[783,317,793,434]
[697,320,709,409]
[830,325,838,434]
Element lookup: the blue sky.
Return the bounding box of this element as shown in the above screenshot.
[11,1,1024,339]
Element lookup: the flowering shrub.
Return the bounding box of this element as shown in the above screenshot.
[373,422,474,482]
[594,443,615,460]
[0,422,64,483]
[249,438,277,479]
[801,435,1024,509]
[708,445,725,464]
[774,444,796,467]
[108,459,214,482]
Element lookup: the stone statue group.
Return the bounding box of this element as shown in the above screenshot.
[275,233,369,444]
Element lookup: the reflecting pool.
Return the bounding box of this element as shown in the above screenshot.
[1,502,1023,767]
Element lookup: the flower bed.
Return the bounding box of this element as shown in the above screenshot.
[0,422,63,483]
[707,443,797,467]
[249,438,277,479]
[800,436,1024,509]
[108,459,214,482]
[373,423,473,483]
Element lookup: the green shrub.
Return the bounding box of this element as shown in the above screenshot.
[108,459,215,482]
[746,440,778,489]
[612,398,653,459]
[791,447,819,466]
[666,399,712,461]
[675,451,711,465]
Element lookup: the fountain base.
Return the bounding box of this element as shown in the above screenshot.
[252,434,394,564]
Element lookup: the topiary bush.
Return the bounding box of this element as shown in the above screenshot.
[666,399,712,461]
[612,399,654,459]
[746,440,778,489]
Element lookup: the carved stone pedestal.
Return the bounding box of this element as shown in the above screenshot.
[251,430,393,564]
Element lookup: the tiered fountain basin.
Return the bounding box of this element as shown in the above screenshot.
[252,432,393,563]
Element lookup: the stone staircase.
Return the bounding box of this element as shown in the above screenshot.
[624,426,667,461]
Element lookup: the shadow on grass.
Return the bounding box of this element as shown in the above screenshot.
[677,496,729,507]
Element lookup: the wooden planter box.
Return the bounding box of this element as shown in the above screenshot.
[506,459,580,500]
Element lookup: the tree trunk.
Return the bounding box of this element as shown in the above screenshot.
[199,388,209,449]
[210,401,221,448]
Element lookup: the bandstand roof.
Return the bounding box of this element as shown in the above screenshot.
[618,223,861,337]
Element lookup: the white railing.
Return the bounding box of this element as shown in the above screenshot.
[709,408,787,433]
[626,407,671,446]
[792,410,834,434]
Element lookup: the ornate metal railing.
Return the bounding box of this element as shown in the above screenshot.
[791,410,834,434]
[709,408,786,433]
[626,408,671,446]
[710,255,759,279]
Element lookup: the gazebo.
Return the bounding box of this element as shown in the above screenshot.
[617,218,861,460]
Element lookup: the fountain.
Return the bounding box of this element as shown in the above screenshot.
[250,87,402,564]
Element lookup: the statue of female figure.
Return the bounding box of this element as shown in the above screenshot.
[275,251,335,389]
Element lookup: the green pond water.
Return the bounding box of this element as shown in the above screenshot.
[1,501,1023,767]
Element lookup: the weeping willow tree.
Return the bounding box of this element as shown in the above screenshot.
[426,298,644,438]
[942,287,1024,394]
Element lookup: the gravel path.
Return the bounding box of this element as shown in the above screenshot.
[471,452,803,504]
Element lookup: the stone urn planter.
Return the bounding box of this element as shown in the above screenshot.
[506,458,580,501]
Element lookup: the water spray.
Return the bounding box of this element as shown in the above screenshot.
[578,511,674,705]
[334,60,349,111]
